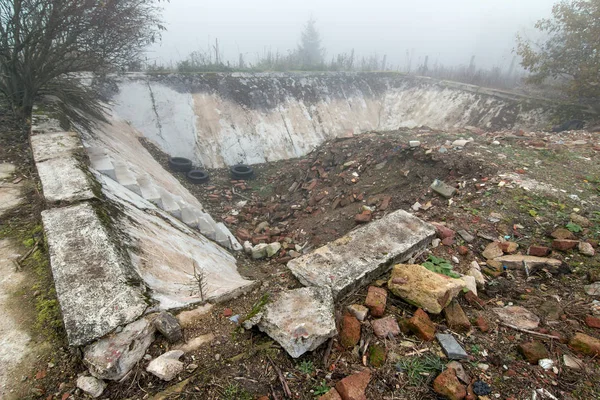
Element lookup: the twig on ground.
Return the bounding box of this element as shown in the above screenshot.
[499,322,561,340]
[267,355,291,398]
[322,337,333,368]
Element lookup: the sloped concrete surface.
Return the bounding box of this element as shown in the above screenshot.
[42,203,147,346]
[287,210,435,298]
[254,287,337,358]
[98,174,254,309]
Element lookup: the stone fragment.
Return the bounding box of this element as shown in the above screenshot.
[388,264,467,314]
[586,315,600,329]
[176,304,213,328]
[551,228,576,240]
[340,314,361,349]
[563,354,584,370]
[253,287,337,358]
[354,212,372,223]
[153,312,183,343]
[475,316,490,333]
[252,243,269,259]
[579,242,595,257]
[77,376,106,398]
[539,300,562,322]
[288,210,435,299]
[467,268,485,288]
[266,242,282,257]
[372,316,400,338]
[518,341,549,364]
[444,300,471,333]
[432,223,455,240]
[364,286,387,317]
[335,370,371,400]
[176,333,215,353]
[585,282,600,296]
[452,139,470,148]
[493,306,540,330]
[482,242,504,260]
[436,333,468,360]
[552,239,579,251]
[446,361,470,384]
[83,317,155,381]
[570,333,600,356]
[457,229,475,243]
[460,275,477,297]
[499,241,519,253]
[528,246,550,257]
[493,255,562,273]
[0,163,16,180]
[408,308,436,341]
[368,344,386,368]
[146,350,184,381]
[570,213,591,227]
[431,179,456,198]
[409,140,421,148]
[347,304,369,321]
[433,368,467,400]
[318,388,342,400]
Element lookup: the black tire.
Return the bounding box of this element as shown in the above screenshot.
[230,164,254,180]
[168,157,193,172]
[186,170,210,184]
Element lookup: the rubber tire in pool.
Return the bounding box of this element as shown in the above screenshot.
[230,164,254,180]
[186,170,210,184]
[168,157,193,172]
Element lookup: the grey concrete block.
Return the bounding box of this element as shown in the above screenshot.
[436,333,468,360]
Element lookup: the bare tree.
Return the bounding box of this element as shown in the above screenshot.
[191,261,208,302]
[0,0,166,121]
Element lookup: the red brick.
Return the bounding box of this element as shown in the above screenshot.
[318,388,342,400]
[443,301,471,333]
[585,315,600,329]
[365,286,387,317]
[518,341,549,364]
[354,212,372,224]
[340,314,361,349]
[499,241,519,253]
[464,291,485,307]
[528,245,550,257]
[570,333,600,356]
[372,316,400,338]
[457,246,469,255]
[223,308,233,317]
[236,228,251,242]
[407,308,436,341]
[442,237,455,246]
[432,223,456,240]
[379,196,392,211]
[475,316,490,333]
[335,370,371,400]
[552,239,579,251]
[433,368,466,400]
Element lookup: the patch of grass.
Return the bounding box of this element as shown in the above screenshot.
[566,222,583,233]
[313,380,330,396]
[396,354,445,386]
[297,360,315,374]
[422,255,460,278]
[221,382,253,400]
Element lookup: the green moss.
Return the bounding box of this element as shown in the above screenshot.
[369,344,387,368]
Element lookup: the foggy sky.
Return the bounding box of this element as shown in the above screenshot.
[147,0,557,70]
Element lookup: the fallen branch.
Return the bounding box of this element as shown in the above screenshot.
[267,355,291,398]
[499,322,561,340]
[16,239,41,269]
[322,337,333,368]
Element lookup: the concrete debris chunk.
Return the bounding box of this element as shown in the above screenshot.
[252,287,337,358]
[388,264,467,314]
[83,317,155,381]
[585,282,600,296]
[436,333,468,360]
[146,350,185,381]
[76,375,106,398]
[153,311,183,343]
[347,304,369,321]
[288,210,435,299]
[493,306,540,330]
[457,229,475,243]
[493,255,562,273]
[431,179,456,198]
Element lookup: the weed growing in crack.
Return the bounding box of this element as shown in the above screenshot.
[313,380,330,396]
[297,360,315,375]
[221,382,253,400]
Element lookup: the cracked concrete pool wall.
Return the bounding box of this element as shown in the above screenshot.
[107,72,580,169]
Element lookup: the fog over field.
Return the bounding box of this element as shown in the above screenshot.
[148,0,556,70]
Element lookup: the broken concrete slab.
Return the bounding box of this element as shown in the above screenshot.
[76,376,106,398]
[36,157,95,204]
[493,306,540,330]
[252,287,337,358]
[84,317,155,381]
[30,131,83,163]
[0,163,16,180]
[42,203,147,346]
[287,210,435,299]
[493,255,562,273]
[0,182,22,216]
[388,264,468,314]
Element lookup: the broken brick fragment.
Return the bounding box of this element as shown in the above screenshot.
[528,245,550,257]
[364,286,387,317]
[552,239,579,251]
[340,314,361,349]
[407,308,436,341]
[354,212,372,224]
[444,300,471,333]
[335,370,371,400]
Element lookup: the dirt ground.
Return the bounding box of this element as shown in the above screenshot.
[3,115,600,399]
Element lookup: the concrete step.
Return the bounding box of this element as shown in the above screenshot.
[87,147,117,181]
[137,175,162,207]
[156,188,181,219]
[113,161,141,196]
